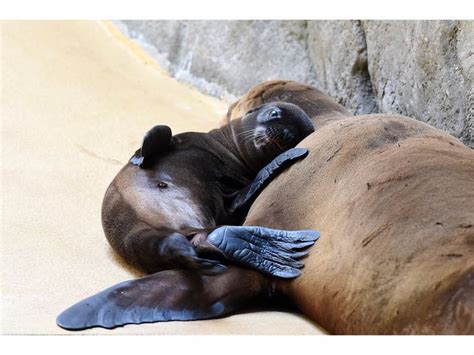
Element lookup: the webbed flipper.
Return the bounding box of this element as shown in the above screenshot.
[207,226,320,278]
[56,267,267,331]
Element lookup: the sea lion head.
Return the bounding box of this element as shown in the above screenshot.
[223,80,352,130]
[232,102,315,170]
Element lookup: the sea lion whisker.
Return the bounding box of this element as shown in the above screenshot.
[253,133,268,146]
[240,132,261,146]
[240,135,255,144]
[236,130,262,145]
[236,133,254,141]
[237,129,260,137]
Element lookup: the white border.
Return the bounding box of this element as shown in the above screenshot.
[2,335,474,355]
[1,0,473,350]
[0,0,473,19]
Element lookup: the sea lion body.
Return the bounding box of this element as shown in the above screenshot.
[59,81,473,334]
[236,82,474,334]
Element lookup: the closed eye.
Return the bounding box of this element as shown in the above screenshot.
[269,109,281,119]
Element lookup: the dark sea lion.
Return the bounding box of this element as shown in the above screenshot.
[102,102,316,276]
[57,102,318,330]
[236,81,474,334]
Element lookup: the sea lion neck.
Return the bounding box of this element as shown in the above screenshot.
[209,118,263,179]
[207,124,258,178]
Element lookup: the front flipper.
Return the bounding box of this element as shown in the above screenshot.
[130,125,173,168]
[207,226,320,278]
[56,267,268,331]
[159,233,227,275]
[117,224,227,276]
[229,148,309,214]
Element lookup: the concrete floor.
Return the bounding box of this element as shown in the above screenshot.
[1,20,325,334]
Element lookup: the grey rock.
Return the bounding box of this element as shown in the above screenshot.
[363,20,473,147]
[119,20,318,102]
[307,20,378,115]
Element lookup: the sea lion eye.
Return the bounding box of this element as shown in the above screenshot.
[269,109,281,119]
[157,182,168,188]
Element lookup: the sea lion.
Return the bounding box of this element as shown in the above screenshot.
[56,102,318,330]
[102,101,317,276]
[58,81,474,334]
[236,81,474,334]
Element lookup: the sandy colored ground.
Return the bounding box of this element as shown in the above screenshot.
[1,20,325,334]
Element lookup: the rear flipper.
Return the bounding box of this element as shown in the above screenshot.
[56,267,269,331]
[207,226,320,278]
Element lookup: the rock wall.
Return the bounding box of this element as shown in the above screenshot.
[363,21,473,147]
[116,20,473,148]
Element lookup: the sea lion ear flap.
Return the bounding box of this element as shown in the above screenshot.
[130,125,173,168]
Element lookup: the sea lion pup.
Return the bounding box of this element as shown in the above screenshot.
[237,81,474,334]
[57,102,319,330]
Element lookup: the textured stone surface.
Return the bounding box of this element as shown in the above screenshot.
[307,20,378,115]
[117,20,473,148]
[363,20,473,147]
[118,20,318,101]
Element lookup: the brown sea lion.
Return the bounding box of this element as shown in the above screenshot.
[58,81,474,334]
[56,102,319,330]
[236,80,474,334]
